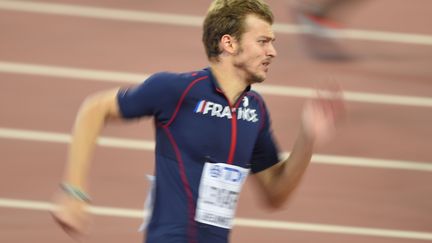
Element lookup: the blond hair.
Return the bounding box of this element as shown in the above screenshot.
[202,0,274,61]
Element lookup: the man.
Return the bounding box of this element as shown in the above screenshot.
[52,0,344,242]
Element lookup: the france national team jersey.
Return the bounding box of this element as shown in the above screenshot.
[117,67,280,243]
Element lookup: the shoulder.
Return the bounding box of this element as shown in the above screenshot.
[247,89,268,111]
[116,68,210,118]
[149,68,210,83]
[247,89,265,101]
[145,69,210,91]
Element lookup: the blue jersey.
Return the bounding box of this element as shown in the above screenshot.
[117,67,280,243]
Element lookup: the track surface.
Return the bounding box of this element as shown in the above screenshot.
[1,1,432,242]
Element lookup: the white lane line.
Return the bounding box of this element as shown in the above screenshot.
[1,127,431,172]
[0,61,146,83]
[1,61,432,107]
[0,127,155,150]
[1,1,432,46]
[0,197,147,219]
[0,0,203,27]
[254,85,432,107]
[1,198,431,240]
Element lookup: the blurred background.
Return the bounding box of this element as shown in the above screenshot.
[1,0,431,242]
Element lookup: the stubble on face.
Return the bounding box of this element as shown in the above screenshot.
[233,45,267,84]
[232,15,276,85]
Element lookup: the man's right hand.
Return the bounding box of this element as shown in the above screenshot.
[51,192,90,239]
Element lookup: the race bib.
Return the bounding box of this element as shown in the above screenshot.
[195,162,250,229]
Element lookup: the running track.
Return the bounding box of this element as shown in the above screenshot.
[1,0,431,242]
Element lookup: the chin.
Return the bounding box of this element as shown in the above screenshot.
[245,69,266,84]
[249,75,265,84]
[256,73,267,83]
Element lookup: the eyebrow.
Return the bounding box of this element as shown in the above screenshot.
[259,36,276,42]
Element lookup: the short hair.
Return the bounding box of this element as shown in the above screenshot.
[202,0,274,61]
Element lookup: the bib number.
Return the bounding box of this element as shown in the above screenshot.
[195,162,249,229]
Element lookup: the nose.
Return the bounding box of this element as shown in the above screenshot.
[267,43,277,58]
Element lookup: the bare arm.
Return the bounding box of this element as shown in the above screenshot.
[253,131,312,208]
[253,88,344,209]
[64,89,122,191]
[52,88,122,236]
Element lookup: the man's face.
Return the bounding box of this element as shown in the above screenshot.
[233,14,277,84]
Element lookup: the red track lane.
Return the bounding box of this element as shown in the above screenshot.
[2,76,431,161]
[1,10,432,96]
[1,1,432,243]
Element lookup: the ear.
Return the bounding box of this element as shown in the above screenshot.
[220,34,238,54]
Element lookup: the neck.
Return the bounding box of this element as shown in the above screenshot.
[210,62,249,105]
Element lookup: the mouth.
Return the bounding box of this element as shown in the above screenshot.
[261,60,271,71]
